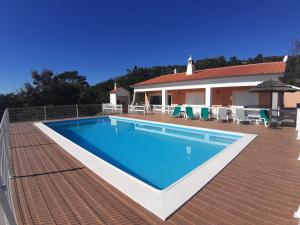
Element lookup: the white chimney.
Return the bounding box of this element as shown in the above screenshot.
[283,55,288,62]
[186,55,195,75]
[114,82,117,90]
[174,68,177,74]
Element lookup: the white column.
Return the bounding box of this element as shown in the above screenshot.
[272,92,279,116]
[205,87,212,107]
[162,89,168,113]
[131,91,136,105]
[294,205,300,219]
[272,92,278,109]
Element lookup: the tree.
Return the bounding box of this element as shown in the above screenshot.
[282,39,300,84]
[291,39,300,56]
[0,53,289,116]
[19,69,90,106]
[228,56,241,66]
[253,54,264,63]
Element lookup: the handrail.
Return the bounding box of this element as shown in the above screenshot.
[102,104,123,114]
[9,104,103,122]
[128,105,146,114]
[0,109,17,225]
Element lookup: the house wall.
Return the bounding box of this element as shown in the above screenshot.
[284,92,300,108]
[211,86,270,107]
[110,93,116,105]
[212,87,232,106]
[144,87,272,107]
[115,87,130,96]
[169,89,205,105]
[212,87,248,106]
[259,93,271,107]
[116,96,129,104]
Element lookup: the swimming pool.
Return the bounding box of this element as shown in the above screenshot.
[45,117,241,189]
[36,116,256,219]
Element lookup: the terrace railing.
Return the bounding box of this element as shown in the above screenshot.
[151,105,175,114]
[0,109,17,225]
[9,104,103,123]
[128,105,147,114]
[127,105,178,115]
[150,105,298,126]
[272,108,297,127]
[102,104,123,115]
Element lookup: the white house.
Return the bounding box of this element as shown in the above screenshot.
[131,56,287,111]
[109,82,130,105]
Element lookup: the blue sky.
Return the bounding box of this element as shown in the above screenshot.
[0,0,299,93]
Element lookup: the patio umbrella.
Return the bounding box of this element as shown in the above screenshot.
[249,79,298,127]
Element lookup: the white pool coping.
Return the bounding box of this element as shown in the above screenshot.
[35,116,256,220]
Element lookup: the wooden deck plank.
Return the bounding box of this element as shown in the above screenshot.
[10,114,300,225]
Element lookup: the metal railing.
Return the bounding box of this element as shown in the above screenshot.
[9,104,103,123]
[0,109,17,225]
[271,109,297,126]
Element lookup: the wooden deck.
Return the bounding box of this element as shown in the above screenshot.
[10,114,300,225]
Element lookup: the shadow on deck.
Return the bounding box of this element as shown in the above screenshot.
[10,115,300,225]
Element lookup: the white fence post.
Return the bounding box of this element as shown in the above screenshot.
[297,104,300,140]
[102,103,123,115]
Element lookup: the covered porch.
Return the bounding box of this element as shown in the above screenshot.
[129,82,290,125]
[131,85,277,115]
[141,87,272,108]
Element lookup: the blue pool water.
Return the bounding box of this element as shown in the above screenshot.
[45,117,241,190]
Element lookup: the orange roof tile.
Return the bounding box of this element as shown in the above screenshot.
[133,62,286,86]
[110,88,120,93]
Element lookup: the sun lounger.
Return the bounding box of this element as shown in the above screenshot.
[235,108,251,124]
[170,106,181,118]
[185,106,196,120]
[257,109,269,127]
[200,107,210,120]
[256,109,282,128]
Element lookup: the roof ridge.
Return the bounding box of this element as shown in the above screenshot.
[150,61,285,78]
[195,61,284,73]
[133,61,286,86]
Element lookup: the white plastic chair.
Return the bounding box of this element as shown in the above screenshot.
[235,108,251,124]
[217,107,229,122]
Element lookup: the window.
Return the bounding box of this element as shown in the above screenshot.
[149,94,172,105]
[185,92,205,105]
[150,95,162,105]
[232,90,258,106]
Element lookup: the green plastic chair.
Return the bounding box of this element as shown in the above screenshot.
[170,106,181,118]
[186,107,196,120]
[201,107,209,120]
[259,109,269,127]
